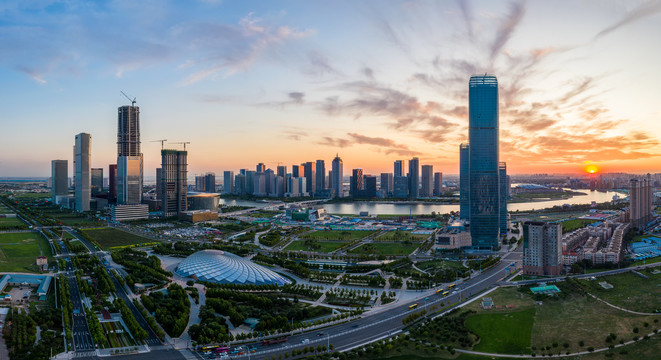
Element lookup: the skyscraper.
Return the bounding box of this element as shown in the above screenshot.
[204,173,216,193]
[630,174,653,229]
[109,164,117,202]
[468,75,500,250]
[331,154,343,198]
[302,162,315,195]
[234,173,246,195]
[459,144,470,220]
[350,169,363,197]
[117,104,143,205]
[408,157,419,198]
[380,173,394,196]
[291,165,301,178]
[421,165,433,197]
[256,163,266,173]
[276,165,287,178]
[74,133,91,212]
[394,160,404,178]
[393,176,409,198]
[155,168,162,200]
[499,162,508,235]
[315,160,326,194]
[522,222,562,276]
[223,171,235,194]
[433,172,443,196]
[51,160,68,204]
[161,149,187,218]
[91,168,103,195]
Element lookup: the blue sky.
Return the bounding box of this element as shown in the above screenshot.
[1,0,661,177]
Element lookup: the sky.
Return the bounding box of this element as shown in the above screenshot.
[1,0,661,178]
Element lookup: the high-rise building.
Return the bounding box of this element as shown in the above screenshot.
[393,176,409,198]
[155,168,162,200]
[315,160,326,194]
[234,173,246,195]
[499,162,508,235]
[394,160,404,178]
[91,168,103,195]
[195,175,205,192]
[408,157,420,198]
[254,172,266,196]
[468,75,500,250]
[433,172,443,196]
[223,171,235,194]
[522,222,562,276]
[421,165,433,197]
[380,173,394,196]
[291,165,301,178]
[364,176,377,198]
[331,154,343,198]
[350,169,363,197]
[51,160,68,204]
[204,173,216,193]
[302,162,315,195]
[256,163,266,173]
[277,165,287,178]
[245,171,255,195]
[109,164,117,202]
[161,149,187,218]
[630,174,653,229]
[74,133,91,212]
[117,104,143,205]
[117,156,143,204]
[459,143,470,220]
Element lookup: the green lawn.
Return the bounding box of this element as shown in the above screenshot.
[465,308,535,354]
[0,217,25,227]
[303,230,375,241]
[0,232,52,272]
[374,231,429,242]
[0,205,13,214]
[349,242,420,256]
[561,219,598,233]
[417,259,467,271]
[80,228,155,250]
[578,271,661,313]
[284,240,349,253]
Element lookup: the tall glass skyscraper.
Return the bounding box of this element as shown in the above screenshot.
[117,104,143,205]
[459,144,470,220]
[499,162,508,235]
[408,157,419,199]
[468,75,500,250]
[331,154,343,198]
[74,133,91,212]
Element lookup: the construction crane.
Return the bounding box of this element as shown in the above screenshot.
[150,139,168,150]
[120,91,137,106]
[172,142,190,151]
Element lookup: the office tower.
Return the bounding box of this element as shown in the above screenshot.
[223,171,235,194]
[315,160,326,194]
[350,169,363,197]
[394,160,404,178]
[408,157,420,198]
[51,160,68,204]
[195,175,205,192]
[277,165,287,178]
[499,162,508,235]
[274,176,285,197]
[328,171,333,191]
[155,168,162,200]
[204,173,216,193]
[117,104,143,205]
[91,168,103,195]
[254,172,266,196]
[302,162,315,195]
[468,75,499,250]
[265,169,275,195]
[291,165,301,178]
[117,156,143,204]
[459,144,470,220]
[393,176,409,198]
[433,172,442,196]
[161,149,187,218]
[245,171,255,195]
[234,173,245,195]
[364,176,377,198]
[287,176,300,197]
[421,165,433,197]
[380,173,394,196]
[109,164,117,202]
[74,133,91,212]
[522,222,562,276]
[331,154,343,198]
[256,163,266,173]
[630,174,653,229]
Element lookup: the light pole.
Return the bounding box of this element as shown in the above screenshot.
[327,332,330,352]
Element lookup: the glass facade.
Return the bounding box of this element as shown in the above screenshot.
[499,162,508,235]
[408,157,419,198]
[459,144,470,220]
[117,155,143,205]
[468,75,499,250]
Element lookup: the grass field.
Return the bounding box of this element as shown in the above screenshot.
[374,230,429,242]
[284,240,349,252]
[0,232,52,272]
[349,242,420,256]
[0,205,13,214]
[466,308,535,354]
[41,208,102,226]
[80,228,154,249]
[0,217,25,227]
[579,271,661,313]
[417,259,467,271]
[561,218,598,233]
[303,230,375,241]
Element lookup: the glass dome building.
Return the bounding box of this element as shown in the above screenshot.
[175,249,291,286]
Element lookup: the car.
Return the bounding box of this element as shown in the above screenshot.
[317,332,324,337]
[301,339,310,344]
[352,324,360,328]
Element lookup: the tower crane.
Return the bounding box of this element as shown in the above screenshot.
[150,139,168,150]
[120,91,137,106]
[172,142,191,151]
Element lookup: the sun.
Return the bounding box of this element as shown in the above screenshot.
[584,164,599,174]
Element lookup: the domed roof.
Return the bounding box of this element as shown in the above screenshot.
[175,249,291,286]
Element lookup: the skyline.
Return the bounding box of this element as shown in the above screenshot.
[2,1,661,177]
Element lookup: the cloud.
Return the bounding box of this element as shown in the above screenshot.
[594,1,661,39]
[282,129,308,141]
[254,91,306,108]
[490,1,526,61]
[16,66,46,84]
[288,92,305,104]
[456,0,474,39]
[302,51,340,77]
[319,137,351,148]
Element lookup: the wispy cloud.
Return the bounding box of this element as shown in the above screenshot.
[490,1,526,62]
[594,1,661,39]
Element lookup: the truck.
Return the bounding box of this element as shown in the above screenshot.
[262,337,288,346]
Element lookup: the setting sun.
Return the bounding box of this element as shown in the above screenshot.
[584,164,600,174]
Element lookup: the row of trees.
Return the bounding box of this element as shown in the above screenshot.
[140,283,190,337]
[114,298,148,341]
